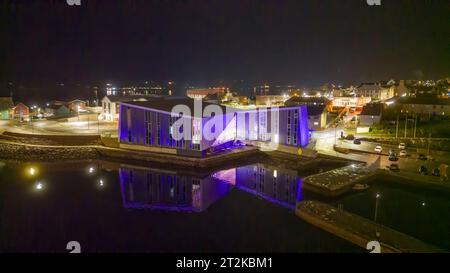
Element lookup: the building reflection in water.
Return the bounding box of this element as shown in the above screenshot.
[119,163,303,212]
[234,164,303,209]
[119,167,232,212]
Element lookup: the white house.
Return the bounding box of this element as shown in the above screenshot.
[101,95,148,121]
[356,83,394,101]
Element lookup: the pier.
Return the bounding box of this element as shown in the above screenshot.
[296,201,443,253]
[302,162,378,196]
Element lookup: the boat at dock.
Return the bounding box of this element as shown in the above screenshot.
[352,183,369,191]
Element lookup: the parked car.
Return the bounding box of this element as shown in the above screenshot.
[346,134,355,141]
[389,154,398,161]
[418,154,428,161]
[432,168,440,177]
[398,143,406,150]
[419,165,428,175]
[374,146,383,153]
[353,139,361,145]
[389,164,400,172]
[399,150,407,157]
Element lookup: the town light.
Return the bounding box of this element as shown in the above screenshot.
[27,167,38,177]
[88,167,95,174]
[376,193,380,199]
[35,182,44,191]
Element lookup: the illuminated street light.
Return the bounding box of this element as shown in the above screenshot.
[99,179,104,187]
[374,193,380,222]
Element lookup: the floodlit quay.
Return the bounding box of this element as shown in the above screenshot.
[296,201,443,253]
[302,162,379,197]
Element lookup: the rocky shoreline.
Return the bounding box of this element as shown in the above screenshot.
[0,142,100,162]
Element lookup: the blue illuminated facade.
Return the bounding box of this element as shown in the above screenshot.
[119,98,309,157]
[119,163,303,212]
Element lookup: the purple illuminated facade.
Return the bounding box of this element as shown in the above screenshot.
[234,164,303,209]
[119,98,309,157]
[119,163,303,212]
[119,167,232,212]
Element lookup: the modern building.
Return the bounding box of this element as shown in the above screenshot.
[101,95,148,121]
[285,97,328,130]
[0,97,13,120]
[305,105,327,130]
[118,98,309,157]
[359,103,383,126]
[12,102,30,121]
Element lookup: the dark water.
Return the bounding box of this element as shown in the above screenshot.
[0,161,361,253]
[335,176,450,251]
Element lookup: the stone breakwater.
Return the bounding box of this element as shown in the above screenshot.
[0,142,261,169]
[296,201,443,253]
[0,143,100,161]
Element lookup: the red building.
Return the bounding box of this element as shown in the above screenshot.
[12,103,30,121]
[68,99,87,112]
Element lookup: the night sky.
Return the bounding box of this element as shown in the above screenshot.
[1,0,449,87]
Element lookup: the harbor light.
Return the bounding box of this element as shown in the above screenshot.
[27,167,38,177]
[35,182,44,191]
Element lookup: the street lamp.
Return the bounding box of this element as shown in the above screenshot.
[374,193,381,239]
[374,193,380,222]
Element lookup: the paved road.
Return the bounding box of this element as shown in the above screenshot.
[312,126,448,184]
[0,119,118,136]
